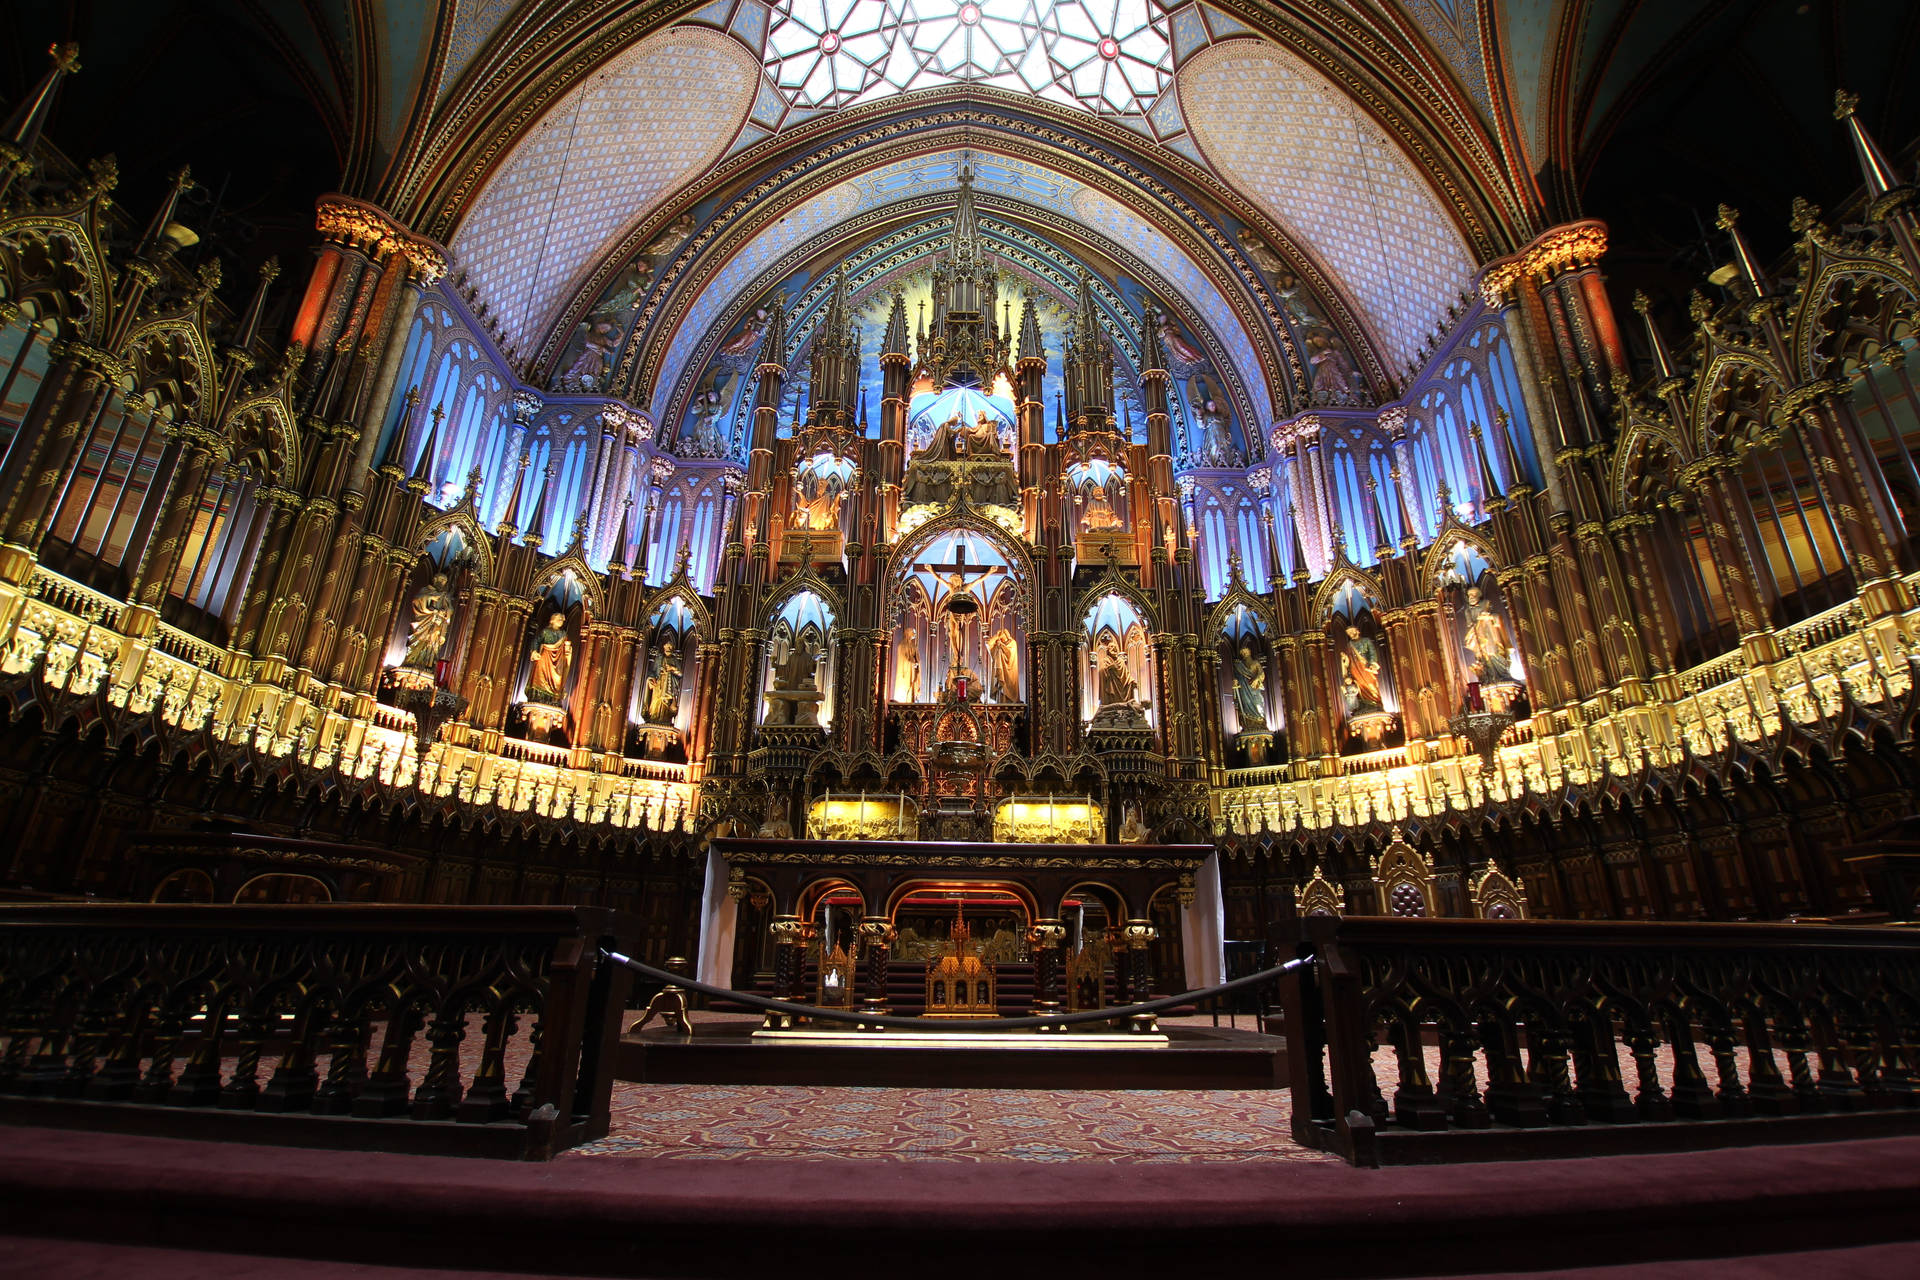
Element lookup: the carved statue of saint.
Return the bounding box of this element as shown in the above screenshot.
[898,627,921,702]
[526,612,573,705]
[404,573,454,669]
[918,411,969,461]
[1232,644,1269,732]
[770,624,821,692]
[1117,800,1150,844]
[1094,634,1138,709]
[1199,398,1239,468]
[987,628,1018,703]
[644,641,683,724]
[964,411,1006,456]
[1080,474,1123,531]
[1460,586,1515,684]
[1340,624,1385,716]
[791,466,841,531]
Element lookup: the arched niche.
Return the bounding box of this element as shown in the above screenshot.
[762,588,836,729]
[1321,576,1398,751]
[1214,600,1280,766]
[886,523,1030,705]
[1082,590,1154,730]
[636,594,701,752]
[1431,537,1528,718]
[517,569,589,744]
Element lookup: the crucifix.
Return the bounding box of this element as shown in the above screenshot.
[921,540,1005,678]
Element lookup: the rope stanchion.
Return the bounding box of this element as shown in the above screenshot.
[604,950,1311,1033]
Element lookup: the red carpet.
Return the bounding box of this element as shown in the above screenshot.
[2,1123,1919,1277]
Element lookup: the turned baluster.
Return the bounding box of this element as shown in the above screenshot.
[1812,1011,1865,1110]
[1662,1007,1720,1119]
[1569,1009,1637,1122]
[219,1004,271,1110]
[1621,1020,1673,1122]
[411,1002,470,1120]
[1387,1015,1446,1129]
[259,1001,327,1112]
[1704,1017,1753,1117]
[511,1017,545,1119]
[170,988,236,1106]
[315,1007,377,1114]
[1741,1005,1796,1115]
[86,996,154,1102]
[133,999,188,1104]
[1531,1024,1588,1125]
[457,1005,519,1123]
[352,1001,426,1117]
[1435,1023,1490,1128]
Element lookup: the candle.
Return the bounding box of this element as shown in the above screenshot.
[859,789,867,838]
[896,791,905,836]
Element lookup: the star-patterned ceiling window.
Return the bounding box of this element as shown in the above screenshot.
[764,0,1174,116]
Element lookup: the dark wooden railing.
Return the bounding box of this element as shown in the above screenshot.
[0,905,636,1159]
[1281,917,1920,1166]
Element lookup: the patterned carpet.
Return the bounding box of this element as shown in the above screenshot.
[574,1083,1334,1164]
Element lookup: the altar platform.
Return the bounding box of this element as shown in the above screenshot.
[617,1016,1287,1090]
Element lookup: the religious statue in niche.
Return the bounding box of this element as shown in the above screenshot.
[987,627,1019,703]
[920,410,1007,460]
[1117,800,1150,844]
[1338,623,1386,718]
[644,641,683,725]
[764,620,826,727]
[1088,632,1149,730]
[1232,644,1269,733]
[403,573,454,671]
[790,465,844,530]
[526,613,573,706]
[897,627,922,703]
[1077,470,1124,531]
[1460,585,1516,686]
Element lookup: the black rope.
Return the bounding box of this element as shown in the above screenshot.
[604,950,1311,1033]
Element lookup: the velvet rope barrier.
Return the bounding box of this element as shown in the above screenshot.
[603,949,1311,1032]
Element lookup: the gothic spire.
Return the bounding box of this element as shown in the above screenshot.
[1,43,80,164]
[1017,290,1045,363]
[1286,502,1313,584]
[950,154,983,266]
[1469,421,1505,505]
[1835,90,1905,198]
[883,288,910,357]
[1140,301,1168,375]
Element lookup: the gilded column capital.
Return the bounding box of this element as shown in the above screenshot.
[314,195,449,285]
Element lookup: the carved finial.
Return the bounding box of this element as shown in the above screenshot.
[1834,88,1859,121]
[1631,290,1652,315]
[1715,204,1739,231]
